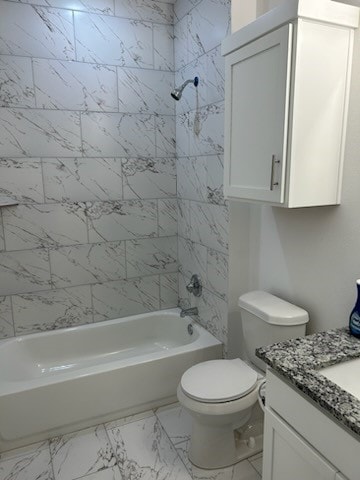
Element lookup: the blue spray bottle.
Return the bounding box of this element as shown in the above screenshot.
[349,279,360,338]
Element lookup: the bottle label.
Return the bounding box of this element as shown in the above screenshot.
[350,311,360,334]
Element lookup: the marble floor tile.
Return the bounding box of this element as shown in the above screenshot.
[107,415,192,480]
[50,425,116,480]
[79,466,122,480]
[0,445,53,480]
[249,453,263,476]
[0,406,262,480]
[0,440,49,462]
[155,404,193,446]
[175,440,261,480]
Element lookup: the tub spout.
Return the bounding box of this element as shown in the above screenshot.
[180,307,198,318]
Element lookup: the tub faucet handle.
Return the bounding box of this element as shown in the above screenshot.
[186,274,202,297]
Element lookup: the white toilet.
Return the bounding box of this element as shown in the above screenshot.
[177,291,309,469]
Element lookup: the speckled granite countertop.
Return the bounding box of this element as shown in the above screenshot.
[256,327,360,438]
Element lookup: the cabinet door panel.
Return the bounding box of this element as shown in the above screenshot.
[263,409,337,480]
[225,24,292,203]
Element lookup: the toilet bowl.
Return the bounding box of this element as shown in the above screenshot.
[177,291,309,469]
[178,358,263,469]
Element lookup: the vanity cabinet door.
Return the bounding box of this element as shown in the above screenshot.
[262,408,337,480]
[224,24,292,204]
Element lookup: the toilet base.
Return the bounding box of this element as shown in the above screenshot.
[188,412,263,470]
[177,378,264,470]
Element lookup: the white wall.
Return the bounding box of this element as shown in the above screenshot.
[229,21,360,334]
[231,0,287,32]
[231,1,256,31]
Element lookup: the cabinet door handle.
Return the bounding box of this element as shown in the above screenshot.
[270,155,280,191]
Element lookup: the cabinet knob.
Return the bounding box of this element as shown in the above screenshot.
[270,155,280,191]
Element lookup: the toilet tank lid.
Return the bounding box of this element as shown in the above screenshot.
[238,291,309,326]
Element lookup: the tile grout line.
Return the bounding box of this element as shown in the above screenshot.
[39,158,47,204]
[72,10,78,63]
[8,287,16,337]
[0,192,178,207]
[0,105,178,116]
[0,267,178,300]
[10,301,179,338]
[123,239,128,281]
[89,283,95,324]
[48,442,57,480]
[47,246,56,291]
[0,234,179,255]
[153,413,193,477]
[101,423,120,475]
[30,57,38,109]
[0,52,174,75]
[158,273,163,309]
[0,154,179,161]
[2,0,175,26]
[152,18,155,69]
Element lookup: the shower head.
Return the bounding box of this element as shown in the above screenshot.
[171,76,199,101]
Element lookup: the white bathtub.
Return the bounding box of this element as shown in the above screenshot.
[0,308,222,452]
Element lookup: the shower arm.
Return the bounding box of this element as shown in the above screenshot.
[181,78,197,90]
[171,76,199,101]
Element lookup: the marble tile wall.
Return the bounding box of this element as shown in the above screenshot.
[0,0,178,337]
[174,0,230,346]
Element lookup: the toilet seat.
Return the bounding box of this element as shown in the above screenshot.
[180,359,258,403]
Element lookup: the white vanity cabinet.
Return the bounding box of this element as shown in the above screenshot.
[263,370,359,480]
[221,0,359,208]
[263,409,338,480]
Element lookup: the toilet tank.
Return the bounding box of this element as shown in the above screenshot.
[238,291,309,372]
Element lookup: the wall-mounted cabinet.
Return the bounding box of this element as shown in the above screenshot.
[222,0,359,208]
